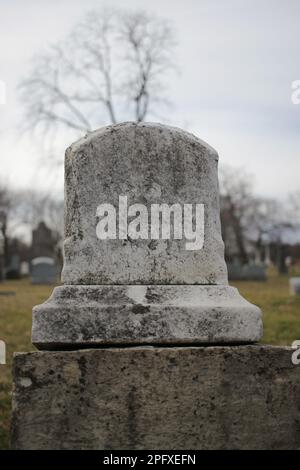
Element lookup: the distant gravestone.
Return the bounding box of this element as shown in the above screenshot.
[6,253,21,279]
[290,277,300,295]
[0,231,4,281]
[20,261,30,277]
[227,261,267,281]
[0,340,6,365]
[31,221,56,259]
[32,122,262,348]
[31,257,57,285]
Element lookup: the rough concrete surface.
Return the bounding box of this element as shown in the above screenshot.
[11,345,300,449]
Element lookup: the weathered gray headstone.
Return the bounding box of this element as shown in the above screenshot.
[32,122,262,348]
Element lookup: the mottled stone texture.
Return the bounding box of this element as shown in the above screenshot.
[62,122,227,285]
[32,285,262,349]
[32,122,263,346]
[11,346,300,450]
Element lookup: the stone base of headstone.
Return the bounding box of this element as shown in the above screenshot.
[11,345,300,450]
[32,285,262,348]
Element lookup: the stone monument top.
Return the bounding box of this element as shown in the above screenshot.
[32,122,263,349]
[62,122,227,285]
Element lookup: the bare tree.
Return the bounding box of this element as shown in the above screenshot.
[19,8,175,147]
[288,191,300,223]
[12,189,64,244]
[219,165,300,273]
[0,185,64,247]
[219,165,256,264]
[0,183,11,267]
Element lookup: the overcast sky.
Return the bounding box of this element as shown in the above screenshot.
[0,0,299,198]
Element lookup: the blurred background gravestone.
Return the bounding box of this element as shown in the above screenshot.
[31,221,56,259]
[30,221,60,284]
[5,239,21,280]
[31,257,58,285]
[290,277,300,295]
[0,230,4,281]
[227,259,267,281]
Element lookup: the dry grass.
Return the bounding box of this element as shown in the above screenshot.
[233,271,300,345]
[0,280,53,449]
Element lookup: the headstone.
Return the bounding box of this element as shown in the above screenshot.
[20,261,30,277]
[277,244,288,274]
[227,260,267,281]
[32,123,262,348]
[6,253,21,279]
[0,231,4,281]
[31,257,57,285]
[290,277,300,295]
[0,340,5,365]
[31,221,56,259]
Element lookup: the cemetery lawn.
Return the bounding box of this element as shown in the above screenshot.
[1,273,300,449]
